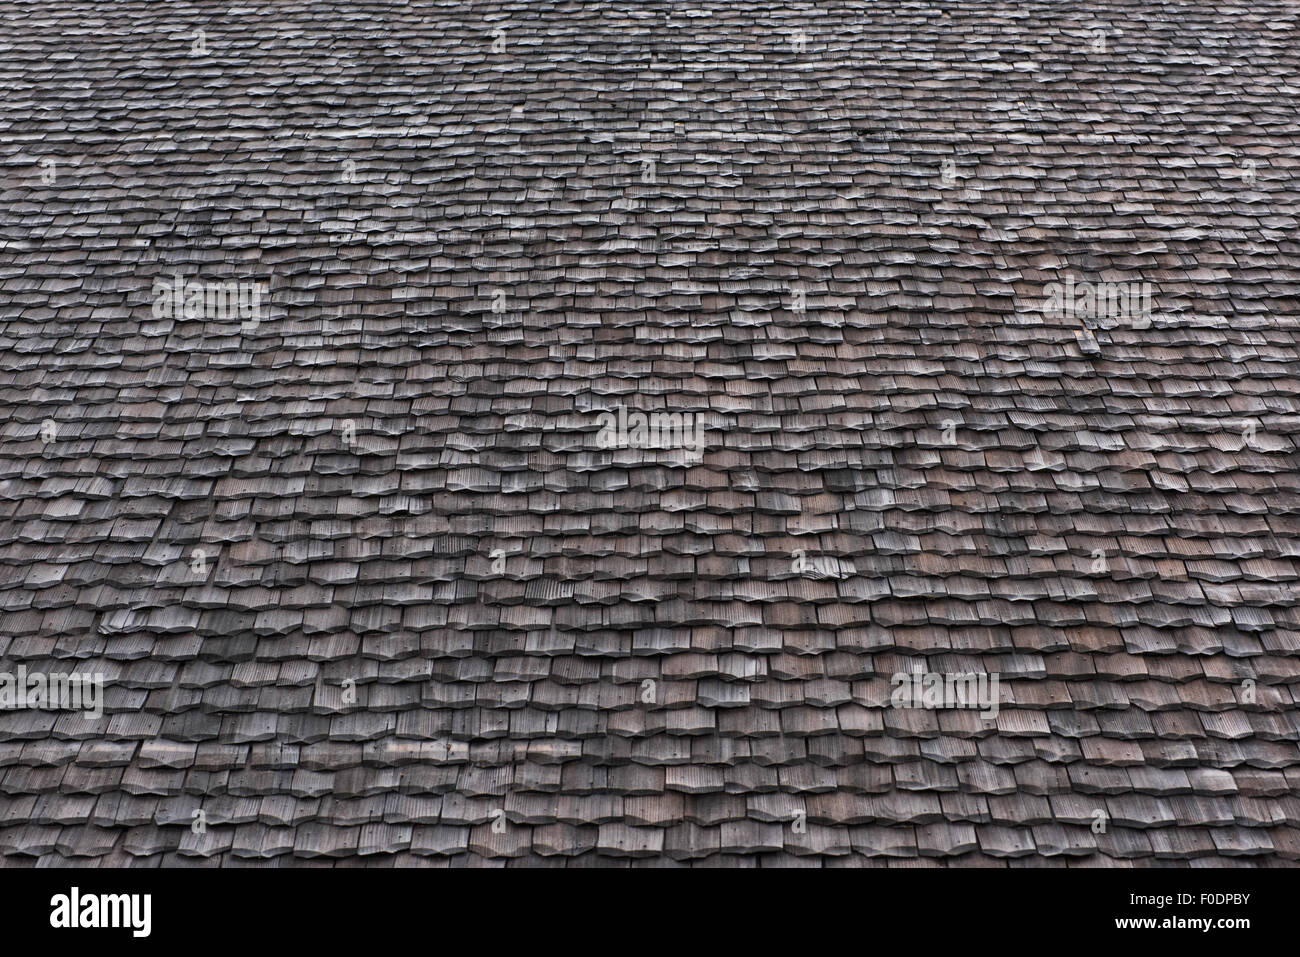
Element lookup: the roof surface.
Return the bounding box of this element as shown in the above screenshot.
[2,0,1299,866]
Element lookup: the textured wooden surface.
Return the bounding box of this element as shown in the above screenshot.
[0,0,1298,866]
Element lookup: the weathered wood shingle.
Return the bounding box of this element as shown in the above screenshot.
[0,0,1298,868]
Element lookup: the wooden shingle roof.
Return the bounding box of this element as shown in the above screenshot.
[1,0,1299,866]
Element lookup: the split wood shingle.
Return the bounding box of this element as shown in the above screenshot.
[0,0,1299,866]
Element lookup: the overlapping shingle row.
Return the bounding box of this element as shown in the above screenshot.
[0,0,1298,865]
